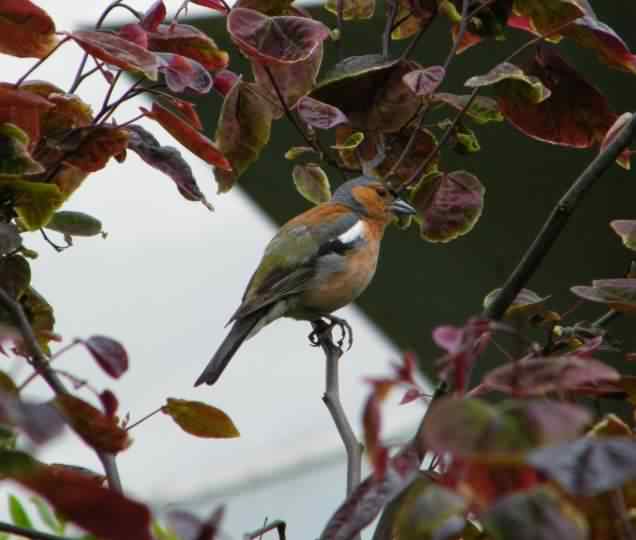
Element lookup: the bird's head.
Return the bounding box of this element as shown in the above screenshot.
[331,177,416,223]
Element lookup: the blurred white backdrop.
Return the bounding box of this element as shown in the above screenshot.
[2,2,429,537]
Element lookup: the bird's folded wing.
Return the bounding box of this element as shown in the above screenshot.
[228,207,359,322]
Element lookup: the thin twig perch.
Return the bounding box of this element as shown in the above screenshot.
[0,288,123,493]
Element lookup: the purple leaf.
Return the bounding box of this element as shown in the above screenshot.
[414,170,485,243]
[227,8,329,64]
[296,96,348,129]
[527,438,636,496]
[320,447,420,540]
[156,53,213,94]
[402,66,445,97]
[126,124,213,211]
[0,392,65,444]
[83,335,129,379]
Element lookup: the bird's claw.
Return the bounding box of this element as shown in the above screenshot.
[308,316,353,351]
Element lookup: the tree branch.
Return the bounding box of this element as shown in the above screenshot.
[0,521,74,540]
[0,288,123,493]
[483,113,636,321]
[244,520,286,540]
[312,322,363,497]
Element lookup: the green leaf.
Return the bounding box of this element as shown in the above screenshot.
[482,486,587,540]
[292,163,331,205]
[45,211,103,237]
[0,180,64,231]
[215,81,273,192]
[331,131,364,150]
[394,478,467,540]
[9,494,34,530]
[0,223,22,256]
[423,397,592,462]
[284,146,315,160]
[163,398,240,438]
[0,255,31,300]
[324,0,375,20]
[20,287,55,354]
[0,123,44,177]
[30,496,64,535]
[433,93,504,124]
[465,62,551,104]
[610,220,636,251]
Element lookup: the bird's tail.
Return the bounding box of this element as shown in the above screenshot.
[194,313,260,386]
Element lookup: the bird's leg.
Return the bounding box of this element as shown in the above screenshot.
[308,316,353,351]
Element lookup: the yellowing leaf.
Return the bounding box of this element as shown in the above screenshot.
[0,180,63,230]
[331,131,364,150]
[292,163,331,205]
[163,398,239,438]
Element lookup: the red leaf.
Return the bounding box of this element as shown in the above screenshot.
[83,335,129,378]
[483,353,619,396]
[0,0,58,58]
[145,103,231,170]
[56,394,131,453]
[362,394,386,480]
[99,390,119,418]
[157,53,213,94]
[296,96,348,129]
[118,23,148,49]
[167,506,225,540]
[172,100,203,131]
[21,466,152,540]
[320,447,420,540]
[141,0,167,31]
[499,47,617,148]
[189,0,230,14]
[400,388,426,405]
[0,84,53,149]
[69,31,159,80]
[213,70,240,97]
[148,24,229,70]
[63,126,129,173]
[227,8,329,64]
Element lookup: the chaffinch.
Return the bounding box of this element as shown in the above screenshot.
[194,176,416,386]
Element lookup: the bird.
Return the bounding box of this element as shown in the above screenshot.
[194,176,416,386]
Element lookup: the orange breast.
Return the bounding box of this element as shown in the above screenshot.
[299,220,384,316]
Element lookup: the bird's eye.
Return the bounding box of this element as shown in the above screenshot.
[376,187,388,197]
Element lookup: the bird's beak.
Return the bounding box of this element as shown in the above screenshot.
[389,198,416,216]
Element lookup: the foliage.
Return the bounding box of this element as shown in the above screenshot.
[0,0,635,540]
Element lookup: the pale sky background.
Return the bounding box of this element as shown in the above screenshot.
[2,2,430,537]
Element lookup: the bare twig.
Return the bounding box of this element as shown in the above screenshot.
[397,88,479,193]
[244,520,286,540]
[483,113,636,321]
[335,0,345,60]
[263,67,347,174]
[15,38,70,88]
[126,406,163,431]
[0,521,74,540]
[0,288,123,493]
[312,322,363,497]
[69,0,141,93]
[382,0,398,58]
